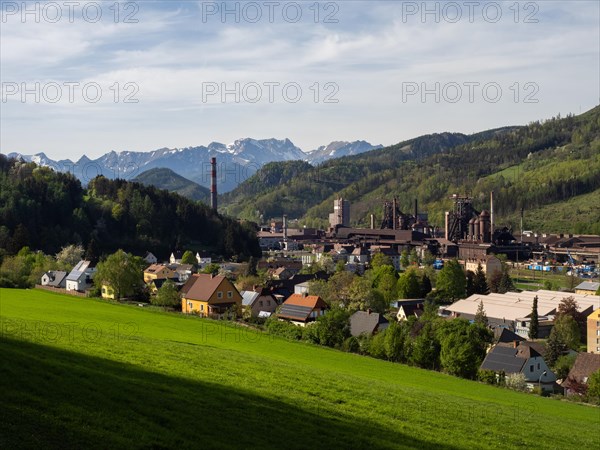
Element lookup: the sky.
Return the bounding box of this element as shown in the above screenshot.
[1,0,599,160]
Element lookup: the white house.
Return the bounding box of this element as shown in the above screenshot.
[40,271,67,288]
[480,341,556,392]
[65,261,96,292]
[196,252,212,269]
[170,251,184,264]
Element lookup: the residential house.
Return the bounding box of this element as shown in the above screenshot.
[294,281,311,295]
[267,272,330,303]
[576,281,600,295]
[181,274,242,318]
[349,310,389,337]
[480,341,557,392]
[464,255,502,277]
[147,277,180,295]
[170,251,184,264]
[270,267,293,280]
[40,271,67,288]
[143,252,158,265]
[394,299,426,321]
[277,293,328,326]
[173,264,195,283]
[65,261,96,292]
[101,284,115,300]
[241,287,278,318]
[196,252,212,270]
[562,353,600,396]
[349,246,369,264]
[370,246,400,270]
[588,308,600,354]
[144,264,177,283]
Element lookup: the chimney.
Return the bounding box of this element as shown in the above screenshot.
[490,191,494,236]
[283,214,288,241]
[513,340,519,348]
[414,198,418,221]
[367,308,372,315]
[210,157,217,211]
[370,214,374,230]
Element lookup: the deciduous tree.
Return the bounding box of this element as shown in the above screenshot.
[95,250,144,300]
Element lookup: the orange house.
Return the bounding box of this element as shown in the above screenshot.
[180,274,242,318]
[277,293,329,326]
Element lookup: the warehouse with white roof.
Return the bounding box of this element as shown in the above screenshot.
[444,290,600,338]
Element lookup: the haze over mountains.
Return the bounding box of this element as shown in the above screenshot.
[7,138,382,193]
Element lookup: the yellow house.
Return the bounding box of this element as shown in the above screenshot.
[144,264,177,283]
[587,309,600,354]
[180,274,242,318]
[101,284,115,300]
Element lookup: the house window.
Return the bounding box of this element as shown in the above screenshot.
[597,321,600,327]
[597,330,600,336]
[530,365,534,372]
[267,300,271,306]
[259,300,263,307]
[537,363,540,370]
[200,305,204,311]
[227,291,233,298]
[217,291,223,299]
[102,287,106,294]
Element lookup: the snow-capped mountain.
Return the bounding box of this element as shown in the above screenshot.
[305,141,383,165]
[8,138,381,193]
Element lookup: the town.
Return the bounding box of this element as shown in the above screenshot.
[26,188,600,402]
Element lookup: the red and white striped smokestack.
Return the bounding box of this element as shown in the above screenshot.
[210,157,217,211]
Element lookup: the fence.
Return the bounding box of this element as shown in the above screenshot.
[35,285,89,297]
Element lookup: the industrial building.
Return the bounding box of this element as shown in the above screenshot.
[445,290,600,339]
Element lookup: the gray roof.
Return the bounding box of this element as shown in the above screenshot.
[480,343,541,374]
[481,345,527,374]
[66,260,91,282]
[241,291,260,307]
[278,304,313,321]
[44,271,67,287]
[350,311,389,337]
[575,281,600,291]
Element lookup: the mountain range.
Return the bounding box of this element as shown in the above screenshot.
[7,139,381,193]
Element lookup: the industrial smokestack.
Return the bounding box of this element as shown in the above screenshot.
[370,214,374,230]
[283,215,288,241]
[392,198,397,230]
[414,199,418,221]
[490,191,494,236]
[210,157,217,211]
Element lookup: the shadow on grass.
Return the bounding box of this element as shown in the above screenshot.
[0,337,460,450]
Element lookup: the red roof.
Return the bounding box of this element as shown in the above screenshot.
[283,293,327,309]
[181,274,232,301]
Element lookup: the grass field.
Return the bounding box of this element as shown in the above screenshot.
[1,288,598,449]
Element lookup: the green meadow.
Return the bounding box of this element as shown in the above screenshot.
[0,288,598,449]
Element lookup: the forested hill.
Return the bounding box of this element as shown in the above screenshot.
[221,106,600,234]
[219,131,495,220]
[0,156,261,260]
[132,167,211,203]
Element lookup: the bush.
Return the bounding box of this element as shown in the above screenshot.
[553,354,577,380]
[366,331,387,360]
[477,369,497,385]
[266,318,304,341]
[341,336,360,353]
[505,373,527,391]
